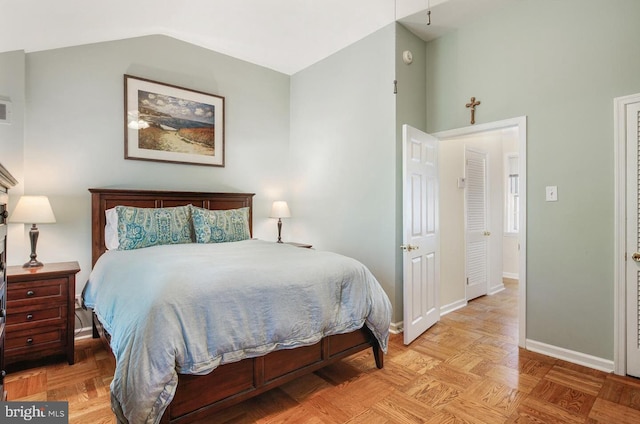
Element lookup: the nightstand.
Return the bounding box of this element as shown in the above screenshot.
[284,242,313,248]
[5,261,80,368]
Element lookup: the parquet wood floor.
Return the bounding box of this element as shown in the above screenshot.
[5,280,640,423]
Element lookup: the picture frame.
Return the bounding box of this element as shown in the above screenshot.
[124,75,225,167]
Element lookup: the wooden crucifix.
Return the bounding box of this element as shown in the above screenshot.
[465,97,481,124]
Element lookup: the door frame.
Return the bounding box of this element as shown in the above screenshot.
[613,93,640,376]
[434,116,527,348]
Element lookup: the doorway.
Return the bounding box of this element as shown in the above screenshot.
[434,117,527,347]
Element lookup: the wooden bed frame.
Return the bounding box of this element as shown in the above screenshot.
[88,188,384,424]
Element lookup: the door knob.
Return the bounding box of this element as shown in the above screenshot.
[632,252,640,262]
[400,244,420,251]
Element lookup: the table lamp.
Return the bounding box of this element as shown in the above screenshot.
[9,195,56,268]
[269,201,291,243]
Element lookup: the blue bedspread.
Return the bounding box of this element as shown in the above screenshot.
[83,240,392,424]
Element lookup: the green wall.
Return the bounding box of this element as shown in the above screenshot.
[425,0,640,359]
[2,35,291,295]
[395,24,427,321]
[290,25,398,320]
[0,50,25,193]
[0,50,26,264]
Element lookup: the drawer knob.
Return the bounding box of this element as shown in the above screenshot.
[26,313,33,320]
[26,290,35,296]
[26,338,33,345]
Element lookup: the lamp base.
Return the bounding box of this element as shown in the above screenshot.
[24,223,43,268]
[23,259,43,268]
[276,218,284,243]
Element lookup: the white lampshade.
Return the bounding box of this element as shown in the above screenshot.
[269,201,291,218]
[9,195,57,224]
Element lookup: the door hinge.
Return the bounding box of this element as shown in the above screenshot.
[393,80,398,94]
[466,277,469,285]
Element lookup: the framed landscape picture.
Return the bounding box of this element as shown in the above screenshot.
[124,75,225,167]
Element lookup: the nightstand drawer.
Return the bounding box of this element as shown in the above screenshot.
[7,278,67,305]
[7,305,66,329]
[6,327,66,352]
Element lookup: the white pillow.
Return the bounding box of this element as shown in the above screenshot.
[105,207,119,250]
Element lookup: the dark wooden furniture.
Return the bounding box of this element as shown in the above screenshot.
[5,261,80,368]
[0,163,17,401]
[89,188,384,424]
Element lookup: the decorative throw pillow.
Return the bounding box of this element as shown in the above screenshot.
[116,205,193,250]
[191,206,251,243]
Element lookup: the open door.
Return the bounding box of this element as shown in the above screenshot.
[403,124,440,345]
[625,101,640,378]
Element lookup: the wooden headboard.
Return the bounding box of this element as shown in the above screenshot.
[89,188,255,267]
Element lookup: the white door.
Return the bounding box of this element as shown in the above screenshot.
[465,148,489,301]
[625,102,640,377]
[403,124,440,345]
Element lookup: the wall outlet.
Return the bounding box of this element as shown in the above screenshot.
[75,294,82,310]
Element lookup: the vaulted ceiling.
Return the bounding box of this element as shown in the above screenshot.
[0,0,509,75]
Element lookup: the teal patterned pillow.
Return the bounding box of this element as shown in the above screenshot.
[191,206,251,243]
[116,205,193,250]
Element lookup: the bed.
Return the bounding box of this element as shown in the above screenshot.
[83,188,392,424]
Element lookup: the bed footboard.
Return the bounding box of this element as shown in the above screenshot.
[162,326,382,424]
[94,311,382,423]
[93,311,382,424]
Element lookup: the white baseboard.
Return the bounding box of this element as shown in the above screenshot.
[526,339,614,373]
[391,298,470,332]
[389,321,403,334]
[503,272,519,280]
[488,283,505,295]
[441,298,467,316]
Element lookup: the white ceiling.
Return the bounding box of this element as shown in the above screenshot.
[0,0,510,75]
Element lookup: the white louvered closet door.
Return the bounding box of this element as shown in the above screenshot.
[626,102,640,378]
[466,148,489,301]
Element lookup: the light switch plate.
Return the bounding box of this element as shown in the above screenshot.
[546,186,558,202]
[0,99,11,124]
